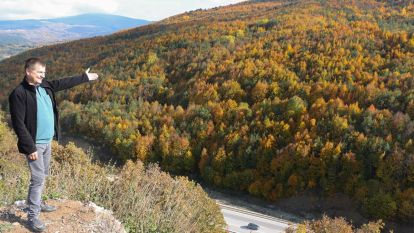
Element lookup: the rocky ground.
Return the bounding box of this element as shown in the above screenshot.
[0,199,125,233]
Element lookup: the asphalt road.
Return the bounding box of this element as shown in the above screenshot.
[220,204,294,233]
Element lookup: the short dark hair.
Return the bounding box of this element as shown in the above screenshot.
[24,57,45,70]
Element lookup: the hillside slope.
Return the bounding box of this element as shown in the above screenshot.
[0,200,126,233]
[0,13,150,60]
[0,0,413,223]
[0,111,225,233]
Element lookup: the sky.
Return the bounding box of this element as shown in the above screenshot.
[0,0,246,21]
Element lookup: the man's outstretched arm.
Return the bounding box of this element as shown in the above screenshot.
[48,68,99,92]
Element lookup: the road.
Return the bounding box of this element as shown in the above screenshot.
[219,204,294,233]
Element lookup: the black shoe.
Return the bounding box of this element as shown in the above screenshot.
[28,218,46,232]
[41,202,57,212]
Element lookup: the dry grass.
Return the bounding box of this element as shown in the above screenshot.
[0,111,29,206]
[0,112,225,233]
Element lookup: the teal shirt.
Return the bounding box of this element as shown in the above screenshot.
[35,86,54,144]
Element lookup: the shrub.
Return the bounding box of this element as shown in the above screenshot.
[0,115,225,233]
[286,215,384,233]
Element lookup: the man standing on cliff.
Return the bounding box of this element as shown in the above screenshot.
[8,57,99,232]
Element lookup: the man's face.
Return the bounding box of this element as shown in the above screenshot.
[26,63,46,86]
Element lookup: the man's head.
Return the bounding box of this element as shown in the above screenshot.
[25,57,46,86]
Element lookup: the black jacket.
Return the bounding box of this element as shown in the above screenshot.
[9,74,89,155]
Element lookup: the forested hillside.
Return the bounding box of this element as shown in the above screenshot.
[0,110,224,233]
[1,0,414,222]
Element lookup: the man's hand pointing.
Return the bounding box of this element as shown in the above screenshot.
[85,67,99,81]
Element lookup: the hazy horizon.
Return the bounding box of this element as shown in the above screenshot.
[0,0,246,21]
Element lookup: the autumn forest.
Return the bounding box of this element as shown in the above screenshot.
[1,0,414,223]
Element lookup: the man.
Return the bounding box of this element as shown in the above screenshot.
[8,57,99,232]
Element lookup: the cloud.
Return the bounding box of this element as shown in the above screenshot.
[210,0,243,3]
[0,0,246,21]
[0,0,119,20]
[114,0,246,20]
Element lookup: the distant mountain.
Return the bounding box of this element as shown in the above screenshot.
[0,13,150,59]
